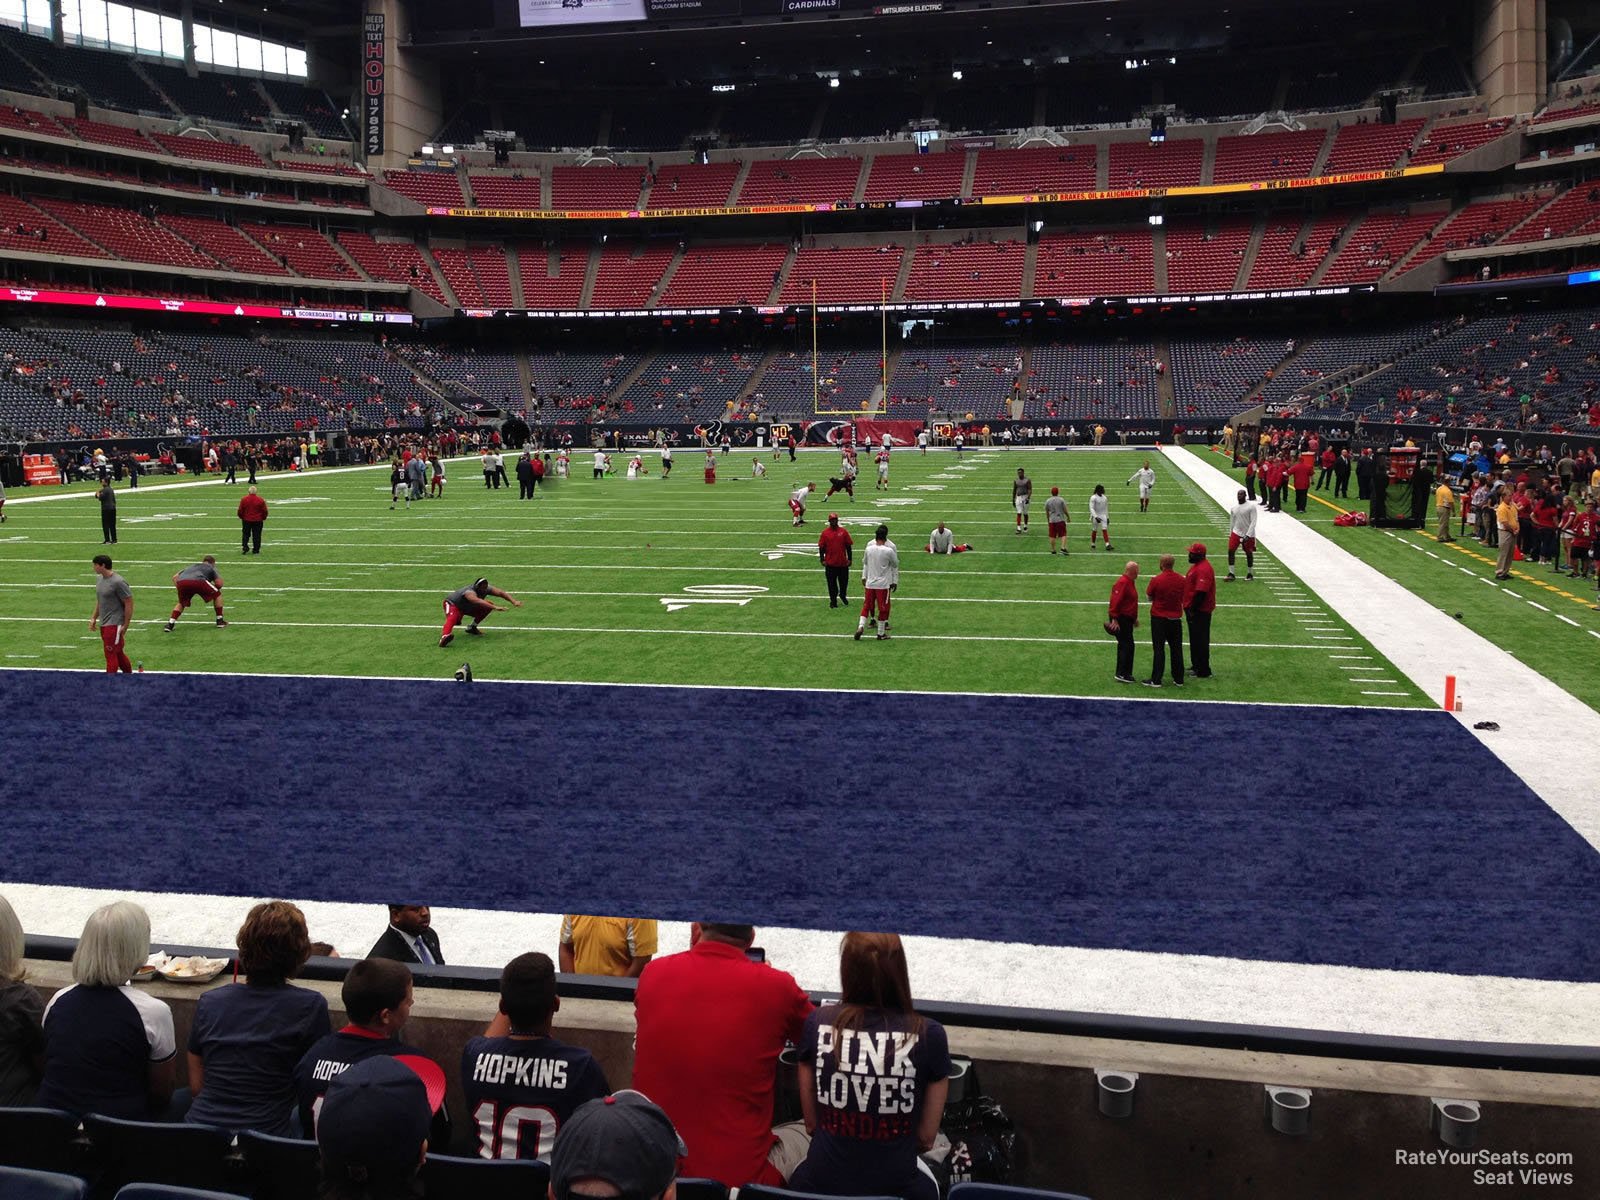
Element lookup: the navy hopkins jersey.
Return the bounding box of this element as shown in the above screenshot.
[461,1034,611,1160]
[294,1027,438,1137]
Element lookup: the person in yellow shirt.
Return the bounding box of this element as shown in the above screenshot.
[1434,480,1457,543]
[558,915,659,977]
[1495,494,1520,579]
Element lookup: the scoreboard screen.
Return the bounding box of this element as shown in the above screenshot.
[517,0,648,25]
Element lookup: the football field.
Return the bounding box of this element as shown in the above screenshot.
[0,447,1425,706]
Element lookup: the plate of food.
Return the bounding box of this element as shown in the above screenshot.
[157,955,230,984]
[134,951,172,981]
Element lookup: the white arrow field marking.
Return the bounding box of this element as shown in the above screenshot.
[661,598,753,611]
[662,583,768,609]
[122,512,207,524]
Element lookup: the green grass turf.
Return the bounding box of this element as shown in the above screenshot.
[0,449,1426,705]
[1202,447,1600,714]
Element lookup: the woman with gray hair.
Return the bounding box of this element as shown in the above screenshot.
[0,893,44,1105]
[36,900,178,1118]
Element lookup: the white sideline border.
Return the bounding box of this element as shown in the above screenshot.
[1162,445,1600,856]
[4,882,1598,1047]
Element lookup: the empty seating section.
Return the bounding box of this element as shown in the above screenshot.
[432,248,486,307]
[759,351,883,416]
[1318,211,1439,284]
[902,241,1025,302]
[719,95,818,147]
[150,133,267,170]
[1283,50,1408,113]
[609,94,716,151]
[971,147,1096,197]
[1254,322,1440,412]
[589,244,674,308]
[397,348,523,408]
[551,166,646,211]
[1164,219,1251,293]
[518,106,602,150]
[337,233,450,305]
[1408,117,1516,166]
[527,351,641,409]
[31,197,216,269]
[1027,342,1163,419]
[1168,337,1287,416]
[469,174,543,208]
[1107,139,1203,188]
[383,170,466,206]
[261,80,349,140]
[63,118,157,154]
[862,153,967,203]
[0,105,69,137]
[1035,231,1154,297]
[1161,61,1280,120]
[736,158,863,206]
[889,343,1017,416]
[612,351,758,423]
[143,65,265,127]
[157,214,290,276]
[0,27,164,113]
[780,246,905,305]
[646,163,739,210]
[1396,196,1550,274]
[242,223,358,280]
[820,88,922,140]
[0,194,108,258]
[933,81,1036,134]
[518,246,588,309]
[427,246,514,308]
[1211,129,1327,184]
[1410,46,1474,98]
[1501,186,1600,243]
[1531,99,1600,127]
[1247,215,1346,289]
[1322,118,1425,173]
[662,244,786,307]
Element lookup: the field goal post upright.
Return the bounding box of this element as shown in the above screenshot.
[811,278,870,429]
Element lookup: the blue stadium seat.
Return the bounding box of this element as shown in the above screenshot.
[0,1164,88,1200]
[675,1178,730,1200]
[82,1115,237,1195]
[950,1183,1093,1200]
[0,1107,83,1174]
[113,1187,243,1200]
[237,1130,319,1199]
[421,1152,550,1200]
[740,1186,900,1200]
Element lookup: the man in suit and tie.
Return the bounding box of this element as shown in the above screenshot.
[368,904,445,965]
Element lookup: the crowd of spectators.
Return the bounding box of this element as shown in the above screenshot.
[0,896,957,1200]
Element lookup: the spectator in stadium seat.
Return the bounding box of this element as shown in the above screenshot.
[0,892,44,1106]
[632,922,813,1186]
[560,916,659,978]
[787,933,950,1200]
[36,901,179,1119]
[551,1091,683,1200]
[186,900,331,1135]
[369,904,445,965]
[317,1055,445,1200]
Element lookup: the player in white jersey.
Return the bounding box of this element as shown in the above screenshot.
[1089,484,1112,551]
[789,482,815,526]
[752,457,767,478]
[917,429,929,455]
[855,524,899,640]
[592,450,608,479]
[1225,488,1259,581]
[556,448,570,478]
[626,455,646,479]
[875,451,890,489]
[1127,462,1156,512]
[660,443,673,477]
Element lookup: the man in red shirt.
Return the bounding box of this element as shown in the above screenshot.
[1107,560,1140,683]
[1316,447,1336,492]
[237,485,268,554]
[1182,542,1216,679]
[632,922,813,1188]
[1262,457,1286,512]
[817,513,854,608]
[1143,554,1186,687]
[1288,455,1315,513]
[1571,499,1597,579]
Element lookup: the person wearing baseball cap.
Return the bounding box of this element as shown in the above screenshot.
[551,1091,685,1200]
[317,1054,446,1199]
[817,513,854,609]
[1183,542,1216,679]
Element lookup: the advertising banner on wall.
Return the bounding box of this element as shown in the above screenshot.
[363,13,385,159]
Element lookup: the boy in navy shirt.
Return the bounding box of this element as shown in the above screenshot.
[462,952,609,1161]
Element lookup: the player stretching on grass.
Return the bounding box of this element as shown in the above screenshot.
[439,577,523,648]
[164,556,225,632]
[1224,489,1258,581]
[1089,485,1112,551]
[1127,461,1155,512]
[824,471,854,502]
[790,482,815,526]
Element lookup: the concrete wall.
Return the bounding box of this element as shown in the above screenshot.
[1476,0,1549,116]
[20,960,1599,1198]
[371,0,441,169]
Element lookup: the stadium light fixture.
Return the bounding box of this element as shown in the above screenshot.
[420,144,435,156]
[1148,214,1163,226]
[442,144,455,155]
[1031,219,1044,233]
[1265,1086,1311,1136]
[1431,1099,1480,1149]
[951,69,962,80]
[829,77,840,88]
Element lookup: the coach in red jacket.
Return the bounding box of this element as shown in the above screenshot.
[1183,542,1216,679]
[237,485,268,555]
[1143,554,1186,687]
[1289,455,1315,513]
[817,513,854,608]
[1108,560,1140,683]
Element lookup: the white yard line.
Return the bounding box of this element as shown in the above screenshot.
[1165,446,1600,855]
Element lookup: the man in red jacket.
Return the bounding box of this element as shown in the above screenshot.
[1183,542,1216,678]
[817,513,854,608]
[237,485,268,554]
[1289,454,1315,513]
[1316,447,1336,492]
[1262,456,1286,512]
[632,922,813,1188]
[1143,554,1186,687]
[1108,560,1140,683]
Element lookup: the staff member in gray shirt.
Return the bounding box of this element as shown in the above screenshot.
[90,554,134,673]
[96,480,117,544]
